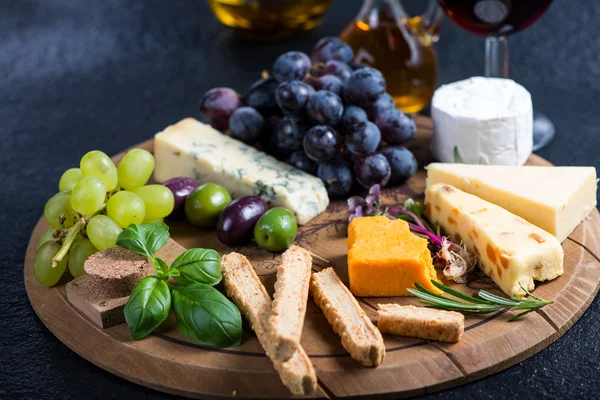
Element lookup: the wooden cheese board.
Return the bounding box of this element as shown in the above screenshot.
[24,116,600,399]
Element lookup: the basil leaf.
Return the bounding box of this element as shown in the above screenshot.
[153,257,170,279]
[172,283,242,348]
[116,222,169,258]
[171,248,222,286]
[124,276,171,340]
[166,268,180,278]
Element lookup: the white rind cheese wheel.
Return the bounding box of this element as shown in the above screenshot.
[431,77,533,166]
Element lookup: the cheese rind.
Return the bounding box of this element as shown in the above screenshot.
[431,77,533,166]
[153,118,329,225]
[425,183,564,297]
[426,163,598,242]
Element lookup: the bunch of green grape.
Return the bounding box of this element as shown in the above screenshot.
[35,149,175,287]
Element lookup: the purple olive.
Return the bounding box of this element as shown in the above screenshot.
[162,177,199,217]
[216,195,269,246]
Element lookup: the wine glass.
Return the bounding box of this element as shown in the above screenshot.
[437,0,554,151]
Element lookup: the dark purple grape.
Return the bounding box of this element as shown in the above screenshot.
[345,121,381,155]
[309,63,326,78]
[311,37,354,64]
[216,195,268,246]
[380,146,417,185]
[340,142,357,163]
[375,109,416,144]
[313,75,344,96]
[302,74,319,90]
[343,67,386,107]
[317,158,354,199]
[229,106,264,144]
[303,125,340,162]
[340,105,368,133]
[353,152,391,188]
[259,115,282,157]
[350,62,369,71]
[275,117,306,155]
[289,151,318,175]
[306,90,344,126]
[199,87,241,132]
[162,177,199,218]
[365,93,395,120]
[321,60,352,83]
[245,78,279,115]
[273,51,311,83]
[275,81,314,117]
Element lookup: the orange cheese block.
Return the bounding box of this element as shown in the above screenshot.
[347,216,442,297]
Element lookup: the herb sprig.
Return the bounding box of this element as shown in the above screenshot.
[408,280,552,321]
[117,222,242,347]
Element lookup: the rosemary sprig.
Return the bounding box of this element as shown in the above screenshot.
[407,280,553,321]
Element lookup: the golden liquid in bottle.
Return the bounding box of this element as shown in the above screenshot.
[340,16,437,113]
[207,0,333,40]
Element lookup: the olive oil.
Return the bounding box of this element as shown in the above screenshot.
[340,13,438,113]
[207,0,333,40]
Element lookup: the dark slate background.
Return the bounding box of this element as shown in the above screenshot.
[2,0,599,399]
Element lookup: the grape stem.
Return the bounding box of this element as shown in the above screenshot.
[51,217,86,267]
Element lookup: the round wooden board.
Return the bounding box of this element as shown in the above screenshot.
[25,116,600,399]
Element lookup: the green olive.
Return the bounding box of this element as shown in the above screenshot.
[253,208,298,252]
[185,183,232,228]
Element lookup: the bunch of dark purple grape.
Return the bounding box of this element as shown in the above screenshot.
[199,37,418,199]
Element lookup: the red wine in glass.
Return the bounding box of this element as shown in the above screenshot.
[438,0,552,36]
[438,0,555,150]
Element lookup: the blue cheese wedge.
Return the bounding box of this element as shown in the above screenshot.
[153,118,329,225]
[425,183,564,297]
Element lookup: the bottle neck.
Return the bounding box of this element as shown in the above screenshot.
[355,0,407,27]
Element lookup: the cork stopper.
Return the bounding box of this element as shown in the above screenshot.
[84,247,154,298]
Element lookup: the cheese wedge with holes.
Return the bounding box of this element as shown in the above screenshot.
[425,183,564,297]
[153,118,329,225]
[426,163,597,242]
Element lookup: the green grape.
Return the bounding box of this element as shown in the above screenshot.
[134,185,175,221]
[80,150,118,191]
[68,239,97,278]
[87,215,122,250]
[106,191,146,228]
[58,168,84,192]
[117,148,155,190]
[142,217,164,224]
[44,192,78,229]
[70,176,106,216]
[34,241,68,287]
[37,228,57,250]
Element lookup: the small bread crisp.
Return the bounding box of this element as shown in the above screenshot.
[377,304,464,343]
[221,252,317,396]
[267,245,313,362]
[310,268,386,367]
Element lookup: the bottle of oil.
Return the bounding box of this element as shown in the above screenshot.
[207,0,334,40]
[340,0,443,113]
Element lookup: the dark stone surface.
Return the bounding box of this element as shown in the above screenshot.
[1,0,599,399]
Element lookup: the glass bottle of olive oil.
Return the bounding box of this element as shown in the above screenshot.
[207,0,334,40]
[340,0,443,113]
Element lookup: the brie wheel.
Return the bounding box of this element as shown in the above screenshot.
[431,77,533,166]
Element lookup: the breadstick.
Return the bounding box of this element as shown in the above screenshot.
[267,245,312,361]
[377,304,464,343]
[221,253,317,396]
[310,268,386,367]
